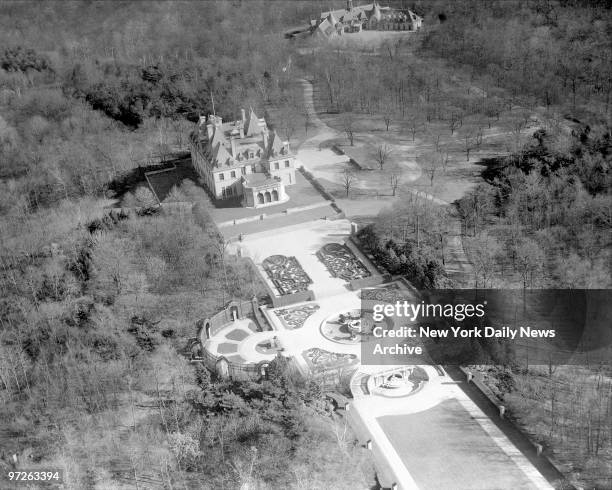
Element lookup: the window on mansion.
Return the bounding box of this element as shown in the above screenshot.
[219,172,225,181]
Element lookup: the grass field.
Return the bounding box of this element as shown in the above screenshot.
[377,399,536,490]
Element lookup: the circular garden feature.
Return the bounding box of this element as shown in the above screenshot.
[321,309,370,344]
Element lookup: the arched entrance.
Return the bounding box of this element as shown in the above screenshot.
[257,193,264,204]
[264,191,271,203]
[272,189,279,201]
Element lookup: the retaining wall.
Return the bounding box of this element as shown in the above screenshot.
[457,366,579,490]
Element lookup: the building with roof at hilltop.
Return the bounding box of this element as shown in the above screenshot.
[310,1,422,38]
[189,108,296,208]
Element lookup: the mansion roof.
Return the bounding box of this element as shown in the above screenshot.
[193,109,292,171]
[314,2,421,33]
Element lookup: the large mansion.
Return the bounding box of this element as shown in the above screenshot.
[190,109,296,208]
[311,1,422,38]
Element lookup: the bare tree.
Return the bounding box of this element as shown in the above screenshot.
[466,232,502,288]
[514,238,544,288]
[341,167,355,197]
[406,115,423,142]
[463,131,475,161]
[437,146,450,172]
[301,103,312,136]
[381,99,394,131]
[510,119,527,154]
[342,113,355,146]
[418,152,438,186]
[375,143,392,170]
[171,118,187,149]
[277,104,297,142]
[156,117,171,162]
[475,126,484,149]
[389,165,402,196]
[207,230,231,303]
[448,111,461,135]
[425,159,438,186]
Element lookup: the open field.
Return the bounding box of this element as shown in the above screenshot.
[378,399,538,490]
[315,100,540,205]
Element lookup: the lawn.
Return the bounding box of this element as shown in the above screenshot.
[377,399,536,490]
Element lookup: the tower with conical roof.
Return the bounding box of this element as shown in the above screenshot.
[244,108,262,137]
[327,10,338,26]
[371,2,382,21]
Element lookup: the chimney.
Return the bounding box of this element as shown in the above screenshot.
[262,128,269,150]
[230,135,237,157]
[206,123,214,139]
[241,108,246,123]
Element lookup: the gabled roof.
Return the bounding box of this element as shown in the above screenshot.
[369,3,382,21]
[209,125,227,149]
[316,18,335,37]
[343,10,356,22]
[268,130,285,158]
[211,142,234,167]
[245,109,262,137]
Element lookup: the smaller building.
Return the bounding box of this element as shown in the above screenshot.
[189,108,297,208]
[311,1,422,38]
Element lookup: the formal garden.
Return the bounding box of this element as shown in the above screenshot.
[301,347,359,373]
[321,309,367,345]
[317,242,371,281]
[273,303,320,329]
[262,254,313,295]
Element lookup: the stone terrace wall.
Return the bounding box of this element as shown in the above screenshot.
[344,237,391,290]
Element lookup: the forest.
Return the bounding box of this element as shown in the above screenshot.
[0,0,610,488]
